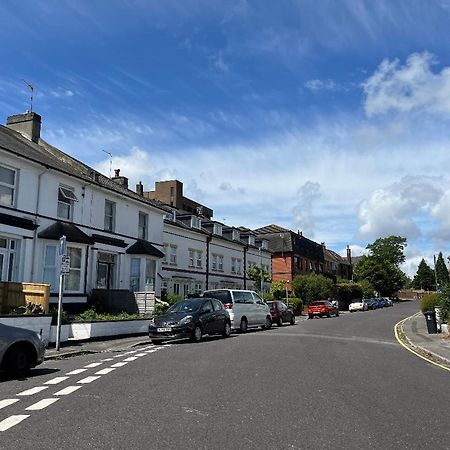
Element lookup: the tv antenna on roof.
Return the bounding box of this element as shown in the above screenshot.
[22,79,34,112]
[102,150,113,178]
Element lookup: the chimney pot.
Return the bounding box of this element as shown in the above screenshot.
[136,181,144,196]
[114,169,120,177]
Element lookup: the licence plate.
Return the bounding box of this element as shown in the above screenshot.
[157,327,171,332]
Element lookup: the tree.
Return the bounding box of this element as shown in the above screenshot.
[358,279,375,299]
[353,255,406,296]
[412,259,435,291]
[435,252,449,288]
[366,236,407,267]
[292,274,333,305]
[270,280,289,299]
[246,265,271,291]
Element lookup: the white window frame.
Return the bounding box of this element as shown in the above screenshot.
[0,236,18,282]
[236,258,242,275]
[218,255,224,271]
[65,245,83,293]
[169,245,177,265]
[0,164,17,207]
[231,257,236,274]
[213,223,222,236]
[188,249,195,267]
[196,250,202,268]
[232,230,240,240]
[104,199,116,232]
[138,212,148,240]
[212,254,217,271]
[57,185,77,220]
[191,216,201,229]
[248,236,255,246]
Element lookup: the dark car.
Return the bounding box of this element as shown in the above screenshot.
[148,297,231,344]
[0,323,46,376]
[307,300,339,319]
[267,301,295,326]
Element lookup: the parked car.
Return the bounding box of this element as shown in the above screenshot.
[267,301,295,326]
[148,297,231,344]
[366,299,378,310]
[349,299,368,312]
[203,289,272,332]
[0,323,46,376]
[308,301,339,319]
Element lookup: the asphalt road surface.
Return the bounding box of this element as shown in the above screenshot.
[1,301,449,449]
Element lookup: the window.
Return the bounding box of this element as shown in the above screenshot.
[162,244,169,264]
[236,258,242,275]
[213,223,222,236]
[44,245,83,292]
[232,230,240,241]
[57,185,77,220]
[194,282,202,293]
[212,254,217,271]
[170,245,177,265]
[145,258,156,291]
[248,236,255,246]
[196,250,202,268]
[138,212,148,240]
[260,240,268,250]
[218,255,223,271]
[0,165,17,207]
[43,244,57,290]
[191,216,201,229]
[212,254,224,272]
[65,247,82,292]
[234,291,254,304]
[130,258,141,291]
[231,257,236,274]
[104,200,116,232]
[188,249,195,267]
[173,282,180,295]
[0,237,18,282]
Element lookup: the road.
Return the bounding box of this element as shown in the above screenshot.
[1,301,449,449]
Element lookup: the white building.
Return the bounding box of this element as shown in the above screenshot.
[0,112,166,310]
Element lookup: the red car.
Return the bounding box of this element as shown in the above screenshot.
[308,300,339,319]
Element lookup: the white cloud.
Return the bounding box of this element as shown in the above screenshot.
[292,181,321,238]
[304,79,336,92]
[363,52,450,117]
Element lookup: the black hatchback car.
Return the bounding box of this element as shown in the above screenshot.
[149,297,231,344]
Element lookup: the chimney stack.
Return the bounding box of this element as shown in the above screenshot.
[136,181,144,196]
[111,168,129,189]
[346,245,352,264]
[6,112,41,143]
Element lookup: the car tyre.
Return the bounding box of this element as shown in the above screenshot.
[239,318,248,333]
[326,311,331,318]
[308,314,313,319]
[191,325,203,342]
[277,318,283,327]
[5,345,33,377]
[262,316,272,330]
[222,321,231,338]
[336,310,339,317]
[290,315,295,325]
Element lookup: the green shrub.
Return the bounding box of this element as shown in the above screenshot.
[167,294,181,305]
[270,280,289,300]
[420,293,442,313]
[49,307,70,325]
[292,274,333,305]
[287,298,303,315]
[73,309,145,322]
[438,283,450,323]
[260,292,274,301]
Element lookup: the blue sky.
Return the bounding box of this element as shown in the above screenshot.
[2,0,450,275]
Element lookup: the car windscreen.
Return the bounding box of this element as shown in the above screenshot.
[167,300,201,313]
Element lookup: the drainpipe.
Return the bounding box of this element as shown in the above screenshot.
[30,168,48,282]
[243,245,248,289]
[205,234,212,290]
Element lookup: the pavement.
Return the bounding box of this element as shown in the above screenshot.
[399,310,450,366]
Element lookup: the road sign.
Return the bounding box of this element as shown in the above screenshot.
[61,255,71,274]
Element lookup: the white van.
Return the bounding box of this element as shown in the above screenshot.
[203,289,272,332]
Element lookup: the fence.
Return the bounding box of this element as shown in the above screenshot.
[0,282,50,314]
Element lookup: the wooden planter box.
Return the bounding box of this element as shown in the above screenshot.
[0,315,52,345]
[69,319,150,340]
[0,282,50,314]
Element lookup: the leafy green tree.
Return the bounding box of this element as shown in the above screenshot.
[335,282,363,303]
[366,236,407,267]
[439,283,450,322]
[270,280,289,299]
[412,259,435,291]
[435,252,449,288]
[353,255,406,296]
[292,274,333,305]
[246,265,271,291]
[358,279,375,298]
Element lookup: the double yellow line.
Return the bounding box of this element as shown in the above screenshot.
[394,313,450,373]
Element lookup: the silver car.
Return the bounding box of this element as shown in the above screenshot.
[0,323,46,376]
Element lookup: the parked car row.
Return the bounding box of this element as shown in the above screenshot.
[349,297,394,312]
[148,289,295,344]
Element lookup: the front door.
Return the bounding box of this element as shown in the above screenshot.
[97,253,116,289]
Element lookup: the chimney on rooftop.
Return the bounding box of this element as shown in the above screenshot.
[136,181,144,196]
[6,112,41,143]
[111,168,129,189]
[346,245,352,264]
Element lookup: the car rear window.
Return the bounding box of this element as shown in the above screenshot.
[204,290,232,304]
[310,301,326,306]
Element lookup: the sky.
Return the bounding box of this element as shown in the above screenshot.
[1,0,450,276]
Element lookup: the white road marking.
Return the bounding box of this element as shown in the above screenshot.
[0,399,19,410]
[0,415,29,432]
[25,398,59,411]
[111,362,128,367]
[134,353,146,357]
[54,386,82,396]
[78,376,101,384]
[44,376,69,385]
[100,358,114,362]
[18,386,48,396]
[84,362,103,368]
[95,368,116,375]
[145,349,158,353]
[66,368,88,375]
[123,357,138,362]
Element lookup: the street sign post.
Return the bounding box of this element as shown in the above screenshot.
[56,236,68,351]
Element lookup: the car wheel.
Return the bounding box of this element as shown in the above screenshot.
[239,318,248,333]
[5,345,33,377]
[290,315,295,325]
[336,310,339,317]
[326,311,331,318]
[191,325,203,342]
[308,314,313,319]
[277,318,283,327]
[263,316,272,330]
[222,321,231,338]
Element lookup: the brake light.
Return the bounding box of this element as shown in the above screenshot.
[224,303,232,309]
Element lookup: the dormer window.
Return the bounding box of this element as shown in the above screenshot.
[232,230,240,241]
[260,240,268,250]
[213,223,222,236]
[248,236,255,246]
[191,216,201,229]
